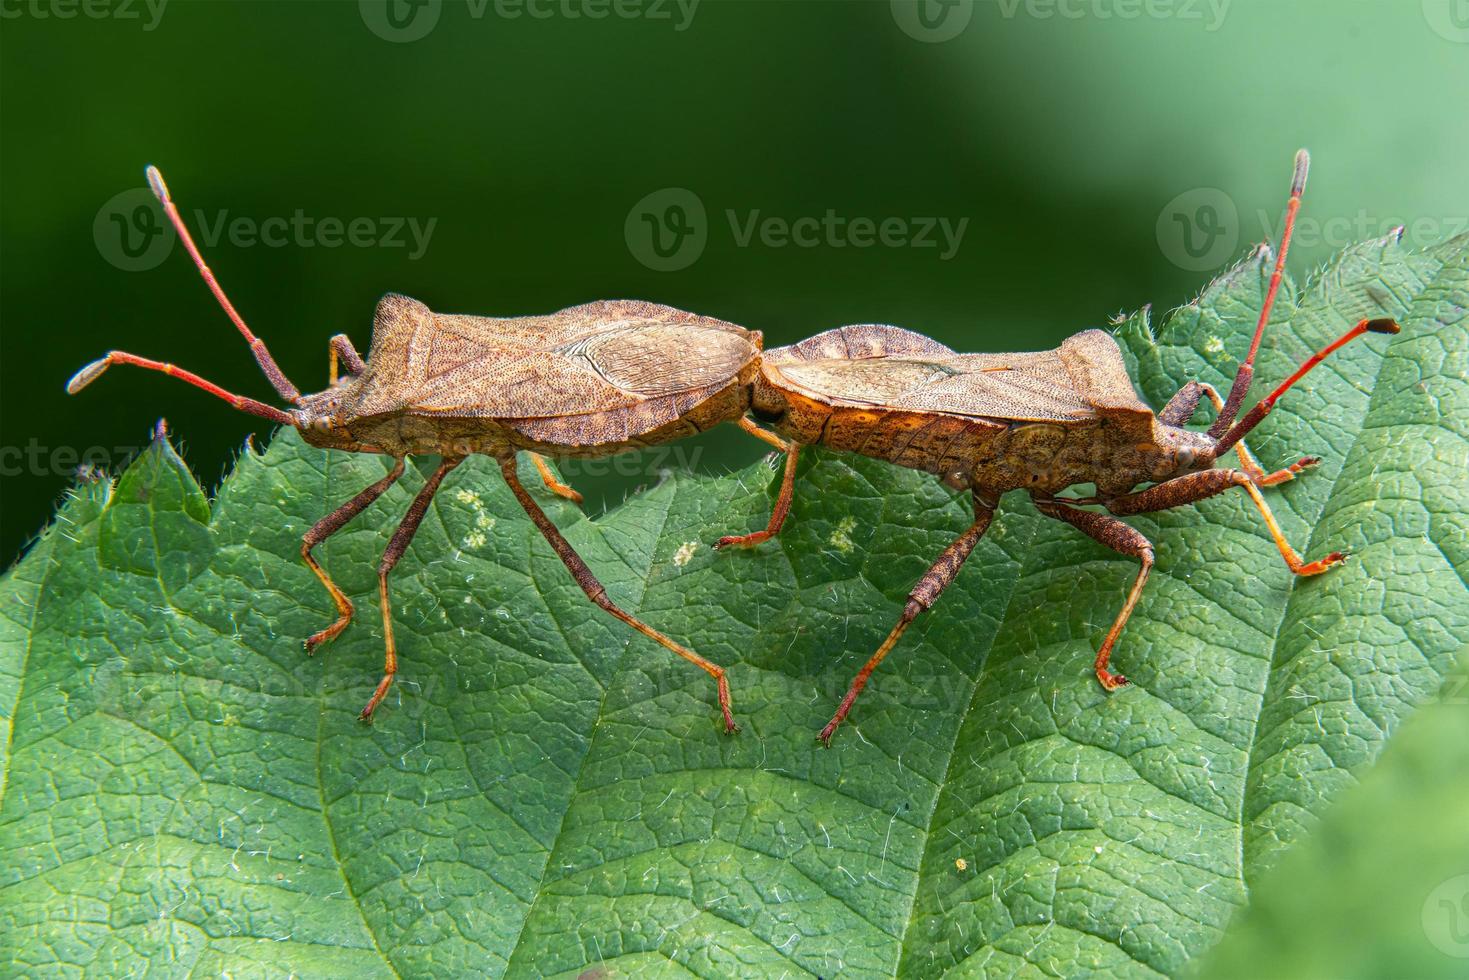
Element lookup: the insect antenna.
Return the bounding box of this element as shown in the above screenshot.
[1206,148,1310,439]
[1213,316,1399,454]
[66,351,296,425]
[146,166,303,404]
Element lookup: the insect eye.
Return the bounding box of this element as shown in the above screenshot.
[313,417,334,433]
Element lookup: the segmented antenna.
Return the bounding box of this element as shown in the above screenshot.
[1207,149,1310,439]
[147,166,302,403]
[1213,317,1399,454]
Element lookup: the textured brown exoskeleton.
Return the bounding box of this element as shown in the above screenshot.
[718,150,1401,744]
[67,167,785,729]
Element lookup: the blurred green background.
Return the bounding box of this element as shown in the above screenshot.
[3,0,1467,569]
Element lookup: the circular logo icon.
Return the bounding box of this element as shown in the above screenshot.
[624,188,707,272]
[359,0,442,43]
[94,186,175,272]
[1155,187,1238,273]
[890,0,973,43]
[1423,874,1469,957]
[1423,0,1469,43]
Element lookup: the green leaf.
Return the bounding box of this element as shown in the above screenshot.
[2,234,1465,978]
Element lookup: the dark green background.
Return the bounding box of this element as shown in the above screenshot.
[3,0,1466,564]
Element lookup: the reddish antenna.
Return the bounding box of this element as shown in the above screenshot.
[1207,149,1310,439]
[1214,317,1399,454]
[147,166,302,404]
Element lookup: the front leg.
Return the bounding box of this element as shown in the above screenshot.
[328,334,366,383]
[1160,380,1319,486]
[302,457,405,652]
[1033,498,1154,690]
[1105,468,1346,576]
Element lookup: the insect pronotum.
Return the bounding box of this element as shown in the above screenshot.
[68,167,789,729]
[718,150,1400,744]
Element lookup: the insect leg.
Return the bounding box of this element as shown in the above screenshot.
[360,456,464,721]
[1162,380,1320,485]
[328,334,366,384]
[1105,468,1346,577]
[818,494,995,746]
[302,457,406,652]
[499,454,740,734]
[1158,381,1210,427]
[716,445,800,550]
[529,453,584,505]
[1032,499,1153,691]
[736,415,791,452]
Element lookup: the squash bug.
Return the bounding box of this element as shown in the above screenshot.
[718,150,1401,744]
[68,167,787,729]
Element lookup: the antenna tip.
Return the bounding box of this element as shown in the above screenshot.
[66,356,112,394]
[1365,317,1401,335]
[145,165,169,205]
[1291,149,1310,196]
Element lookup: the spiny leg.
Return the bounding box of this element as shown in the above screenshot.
[1032,499,1153,691]
[819,494,995,746]
[361,456,464,721]
[302,457,406,651]
[1107,465,1346,577]
[529,453,583,505]
[717,445,800,550]
[499,454,740,733]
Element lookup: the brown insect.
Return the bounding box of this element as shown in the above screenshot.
[718,150,1401,744]
[67,167,786,729]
